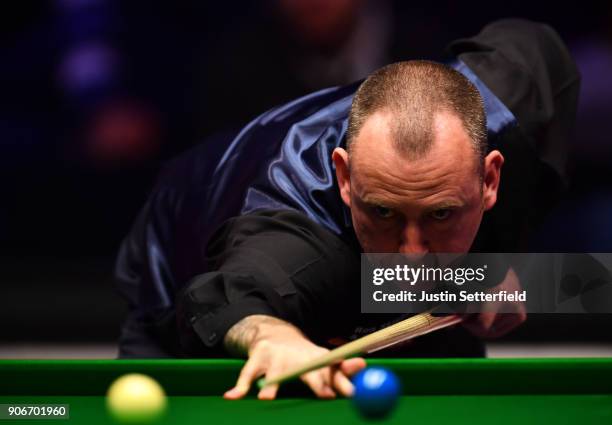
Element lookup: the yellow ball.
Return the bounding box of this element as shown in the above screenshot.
[106,373,167,424]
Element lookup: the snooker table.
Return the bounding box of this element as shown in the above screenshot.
[0,358,611,424]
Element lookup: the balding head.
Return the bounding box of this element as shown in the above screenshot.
[333,60,504,254]
[346,60,487,169]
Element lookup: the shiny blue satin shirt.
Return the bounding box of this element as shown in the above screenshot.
[115,60,516,314]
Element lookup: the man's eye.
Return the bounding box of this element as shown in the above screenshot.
[374,206,395,219]
[430,209,452,220]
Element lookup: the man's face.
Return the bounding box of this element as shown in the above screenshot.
[333,110,503,253]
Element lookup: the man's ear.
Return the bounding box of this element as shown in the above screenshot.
[332,147,351,208]
[482,150,504,211]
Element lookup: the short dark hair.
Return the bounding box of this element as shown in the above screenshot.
[346,60,487,168]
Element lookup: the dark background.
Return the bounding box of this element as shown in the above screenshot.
[1,0,611,348]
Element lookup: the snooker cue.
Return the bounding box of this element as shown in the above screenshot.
[257,311,463,389]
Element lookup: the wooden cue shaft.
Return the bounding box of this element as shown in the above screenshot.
[257,312,463,388]
[365,314,463,353]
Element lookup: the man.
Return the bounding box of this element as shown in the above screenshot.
[115,19,579,400]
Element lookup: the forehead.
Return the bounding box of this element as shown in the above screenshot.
[350,110,479,204]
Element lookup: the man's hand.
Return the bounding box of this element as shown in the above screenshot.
[223,315,366,400]
[462,267,527,338]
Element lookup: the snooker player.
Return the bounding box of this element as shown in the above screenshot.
[115,19,579,399]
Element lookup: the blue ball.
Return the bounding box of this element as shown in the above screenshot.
[352,367,401,419]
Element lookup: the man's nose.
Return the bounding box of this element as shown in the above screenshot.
[399,222,429,254]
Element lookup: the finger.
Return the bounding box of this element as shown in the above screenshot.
[257,383,279,400]
[340,357,366,377]
[513,301,528,322]
[224,359,265,400]
[301,369,336,399]
[319,368,337,399]
[488,312,527,338]
[479,312,496,332]
[463,312,495,337]
[332,369,355,397]
[258,362,284,400]
[485,302,526,336]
